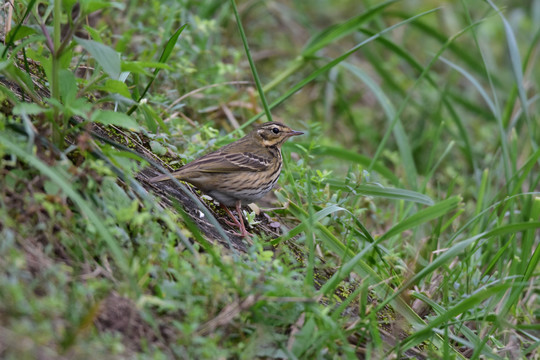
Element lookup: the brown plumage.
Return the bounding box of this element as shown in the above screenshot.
[150,122,303,237]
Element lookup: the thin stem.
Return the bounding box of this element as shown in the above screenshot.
[50,0,62,146]
[230,0,273,123]
[38,21,55,54]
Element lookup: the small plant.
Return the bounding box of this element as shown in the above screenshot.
[0,0,538,358]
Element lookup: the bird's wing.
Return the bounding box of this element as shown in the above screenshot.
[148,145,273,183]
[188,151,271,173]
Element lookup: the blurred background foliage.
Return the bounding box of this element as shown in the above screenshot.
[0,0,539,358]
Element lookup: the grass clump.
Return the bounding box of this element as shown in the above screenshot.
[1,0,539,359]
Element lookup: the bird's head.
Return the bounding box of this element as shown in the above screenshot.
[253,122,304,148]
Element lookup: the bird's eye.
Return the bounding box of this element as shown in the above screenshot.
[272,127,280,134]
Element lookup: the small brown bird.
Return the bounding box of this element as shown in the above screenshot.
[150,122,304,237]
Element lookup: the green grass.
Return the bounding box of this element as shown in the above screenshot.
[1,0,539,359]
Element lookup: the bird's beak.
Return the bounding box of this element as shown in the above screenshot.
[287,130,304,137]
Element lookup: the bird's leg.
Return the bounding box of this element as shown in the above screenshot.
[220,202,251,237]
[221,204,242,228]
[235,200,251,237]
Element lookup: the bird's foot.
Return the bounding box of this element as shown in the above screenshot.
[220,203,252,238]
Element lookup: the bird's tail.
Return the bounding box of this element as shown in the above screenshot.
[149,173,173,183]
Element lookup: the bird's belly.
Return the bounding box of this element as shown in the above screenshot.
[202,171,280,206]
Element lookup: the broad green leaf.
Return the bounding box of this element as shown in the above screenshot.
[7,25,38,41]
[121,61,172,77]
[92,110,140,131]
[13,103,44,115]
[80,0,112,14]
[76,37,121,79]
[65,98,92,118]
[157,24,188,64]
[149,141,167,156]
[102,79,132,99]
[59,69,77,103]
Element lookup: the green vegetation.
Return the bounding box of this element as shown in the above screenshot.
[1,0,539,358]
